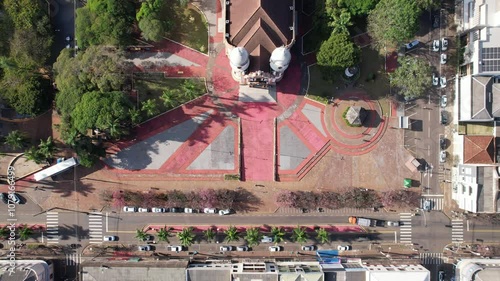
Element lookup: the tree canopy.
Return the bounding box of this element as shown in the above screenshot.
[316,31,360,71]
[367,0,421,50]
[137,0,173,41]
[390,56,431,99]
[75,0,135,48]
[1,69,51,115]
[336,0,379,16]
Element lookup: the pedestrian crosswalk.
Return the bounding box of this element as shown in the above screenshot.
[420,197,444,211]
[66,252,80,266]
[277,207,378,214]
[420,252,444,265]
[89,212,103,244]
[399,213,413,244]
[46,212,59,244]
[452,219,464,243]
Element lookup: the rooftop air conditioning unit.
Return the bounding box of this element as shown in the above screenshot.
[289,6,294,10]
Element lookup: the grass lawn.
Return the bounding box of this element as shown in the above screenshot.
[133,73,205,112]
[169,5,208,53]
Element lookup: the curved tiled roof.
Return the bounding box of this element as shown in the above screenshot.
[226,0,294,73]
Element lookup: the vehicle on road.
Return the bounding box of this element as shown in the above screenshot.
[386,221,400,227]
[348,216,377,227]
[441,38,448,51]
[432,73,439,86]
[261,236,273,243]
[103,236,117,241]
[405,40,420,50]
[203,208,217,214]
[123,206,137,212]
[9,193,23,204]
[441,111,448,125]
[440,53,447,64]
[65,35,71,42]
[338,245,351,251]
[169,207,183,213]
[218,209,232,216]
[269,246,282,252]
[440,150,447,163]
[301,245,316,251]
[142,234,154,242]
[438,270,445,281]
[423,200,432,211]
[440,76,447,88]
[138,208,149,213]
[433,15,439,28]
[184,208,194,213]
[152,207,166,213]
[220,246,234,252]
[236,246,249,251]
[138,245,151,251]
[432,40,440,52]
[440,95,447,107]
[440,136,447,150]
[167,245,183,252]
[0,193,8,204]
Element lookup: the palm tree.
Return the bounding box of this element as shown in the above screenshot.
[177,227,196,247]
[271,226,286,244]
[129,108,143,125]
[4,130,26,150]
[224,225,239,243]
[24,146,45,164]
[329,9,353,34]
[141,99,159,117]
[157,226,173,243]
[203,228,216,243]
[291,225,308,244]
[244,227,261,247]
[182,80,201,100]
[315,228,330,244]
[37,137,56,159]
[18,225,33,241]
[135,229,148,241]
[161,89,178,109]
[0,226,9,239]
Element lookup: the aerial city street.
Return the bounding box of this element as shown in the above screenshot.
[0,0,499,281]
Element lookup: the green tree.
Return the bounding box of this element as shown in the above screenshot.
[1,69,51,115]
[135,229,148,241]
[203,228,216,243]
[24,146,45,164]
[161,89,180,108]
[182,80,203,100]
[389,56,431,100]
[317,31,360,72]
[157,226,173,242]
[73,135,106,168]
[4,130,26,150]
[270,226,286,244]
[416,0,438,10]
[18,225,33,241]
[328,8,352,34]
[141,99,160,118]
[337,0,379,16]
[224,226,240,243]
[0,226,9,239]
[177,227,196,247]
[37,137,56,159]
[136,0,174,42]
[244,227,261,247]
[291,225,308,244]
[315,228,330,244]
[367,0,421,50]
[129,108,143,126]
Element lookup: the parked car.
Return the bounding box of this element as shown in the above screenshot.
[123,206,137,213]
[301,245,316,251]
[386,221,400,227]
[9,193,22,204]
[440,150,447,163]
[203,208,217,214]
[441,38,448,51]
[440,95,448,107]
[338,245,351,251]
[65,35,71,42]
[440,76,447,88]
[438,271,445,281]
[167,245,183,252]
[142,234,154,242]
[220,246,234,252]
[169,207,183,213]
[236,246,249,251]
[103,236,117,241]
[441,111,448,125]
[138,245,151,251]
[218,209,232,216]
[405,40,420,50]
[440,53,447,64]
[423,200,432,211]
[138,208,149,213]
[432,73,439,86]
[261,236,273,243]
[269,246,282,252]
[433,15,440,28]
[432,40,440,52]
[184,208,194,213]
[440,136,447,150]
[0,193,8,204]
[151,207,165,213]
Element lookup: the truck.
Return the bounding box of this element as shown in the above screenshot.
[349,216,377,227]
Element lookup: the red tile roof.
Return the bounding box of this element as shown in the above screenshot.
[227,0,294,73]
[463,136,495,164]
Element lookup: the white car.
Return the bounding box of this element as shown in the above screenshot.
[138,245,151,251]
[220,246,234,252]
[103,236,117,241]
[236,246,249,251]
[218,209,232,216]
[405,40,420,50]
[441,38,448,51]
[440,53,447,64]
[138,208,149,213]
[386,221,399,227]
[432,73,439,86]
[167,245,183,252]
[123,206,137,212]
[440,150,447,163]
[440,95,447,108]
[151,207,165,213]
[301,245,315,251]
[203,208,217,214]
[261,236,273,243]
[440,76,447,88]
[184,208,194,213]
[338,245,351,251]
[269,246,282,252]
[432,40,440,52]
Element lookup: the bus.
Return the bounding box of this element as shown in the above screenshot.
[34,157,79,181]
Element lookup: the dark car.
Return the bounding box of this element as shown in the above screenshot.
[441,111,448,125]
[0,193,8,204]
[169,207,183,213]
[440,137,446,150]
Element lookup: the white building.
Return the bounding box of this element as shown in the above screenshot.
[0,260,54,281]
[455,258,500,281]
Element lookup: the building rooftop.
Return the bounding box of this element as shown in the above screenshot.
[81,260,188,281]
[226,0,294,73]
[463,136,495,164]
